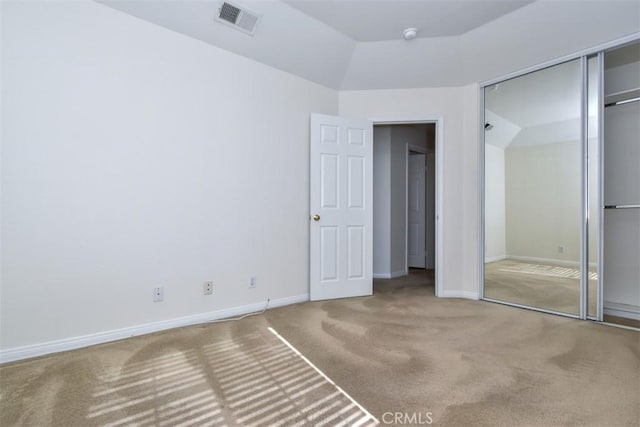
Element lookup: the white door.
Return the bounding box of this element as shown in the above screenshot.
[310,113,373,301]
[407,154,426,268]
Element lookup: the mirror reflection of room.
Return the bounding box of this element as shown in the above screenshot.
[483,59,593,316]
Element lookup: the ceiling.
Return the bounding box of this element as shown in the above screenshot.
[95,0,535,90]
[99,0,640,90]
[284,0,533,41]
[485,59,587,149]
[485,59,582,130]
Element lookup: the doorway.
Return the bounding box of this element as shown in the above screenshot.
[372,123,437,293]
[309,114,443,301]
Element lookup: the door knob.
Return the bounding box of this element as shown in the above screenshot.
[312,214,320,221]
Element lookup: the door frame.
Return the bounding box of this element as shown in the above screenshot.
[371,116,444,297]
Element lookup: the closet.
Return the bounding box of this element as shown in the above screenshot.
[602,42,640,327]
[481,39,640,327]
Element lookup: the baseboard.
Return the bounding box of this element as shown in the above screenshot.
[439,290,480,300]
[0,294,309,364]
[603,301,640,321]
[373,270,407,279]
[485,255,507,263]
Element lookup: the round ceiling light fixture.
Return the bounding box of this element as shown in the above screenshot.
[403,27,418,41]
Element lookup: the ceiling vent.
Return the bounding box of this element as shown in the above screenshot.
[216,1,261,36]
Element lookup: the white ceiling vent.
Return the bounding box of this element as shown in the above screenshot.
[216,1,261,36]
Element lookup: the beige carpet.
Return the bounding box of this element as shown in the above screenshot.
[1,270,639,426]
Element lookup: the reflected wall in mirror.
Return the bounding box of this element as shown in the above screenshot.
[484,58,593,316]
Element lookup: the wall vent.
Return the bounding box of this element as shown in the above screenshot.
[216,1,261,36]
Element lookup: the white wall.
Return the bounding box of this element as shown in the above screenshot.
[505,141,582,264]
[487,138,600,266]
[340,86,480,298]
[372,127,391,277]
[426,150,436,269]
[462,84,481,292]
[484,144,506,262]
[389,133,406,277]
[1,0,337,357]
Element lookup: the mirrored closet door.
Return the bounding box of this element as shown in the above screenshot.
[483,40,639,324]
[483,59,587,317]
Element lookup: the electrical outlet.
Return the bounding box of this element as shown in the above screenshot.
[558,245,565,254]
[249,276,257,288]
[153,287,164,302]
[203,281,213,295]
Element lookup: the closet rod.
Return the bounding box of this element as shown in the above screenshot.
[604,204,640,209]
[604,96,640,108]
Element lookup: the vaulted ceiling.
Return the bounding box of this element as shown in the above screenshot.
[99,0,640,90]
[284,0,533,41]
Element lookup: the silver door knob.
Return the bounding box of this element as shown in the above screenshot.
[312,214,320,221]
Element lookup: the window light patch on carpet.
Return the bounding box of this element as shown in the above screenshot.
[498,263,598,280]
[86,328,378,427]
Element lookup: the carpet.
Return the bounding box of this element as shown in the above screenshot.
[1,270,638,426]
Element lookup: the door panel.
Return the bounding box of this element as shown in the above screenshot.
[347,226,365,279]
[320,226,339,281]
[348,156,365,208]
[320,154,339,208]
[310,114,373,301]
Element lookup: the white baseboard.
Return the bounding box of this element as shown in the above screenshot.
[0,294,309,364]
[485,255,507,263]
[373,270,407,279]
[603,301,640,321]
[439,290,480,300]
